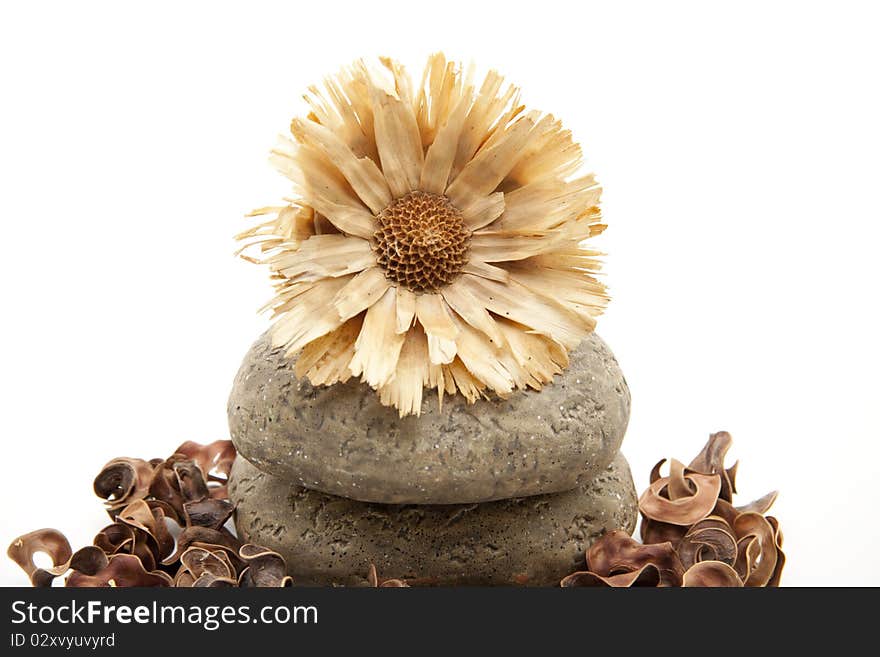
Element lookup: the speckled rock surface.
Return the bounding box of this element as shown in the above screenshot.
[228,331,630,504]
[230,452,637,586]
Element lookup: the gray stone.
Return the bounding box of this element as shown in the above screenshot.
[228,331,630,504]
[230,452,638,587]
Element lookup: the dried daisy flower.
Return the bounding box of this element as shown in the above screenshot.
[238,53,607,416]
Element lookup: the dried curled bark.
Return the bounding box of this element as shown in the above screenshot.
[564,431,785,587]
[7,440,303,588]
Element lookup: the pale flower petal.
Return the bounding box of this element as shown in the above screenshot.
[268,234,375,283]
[294,316,362,385]
[439,277,504,345]
[506,114,583,185]
[452,317,515,395]
[415,53,469,148]
[419,84,473,194]
[456,274,591,350]
[460,259,510,283]
[366,70,424,198]
[271,276,353,355]
[349,287,406,388]
[415,293,459,365]
[395,286,417,334]
[494,175,601,232]
[451,70,520,178]
[505,264,608,324]
[496,319,568,387]
[445,111,538,211]
[460,192,505,230]
[290,118,391,214]
[469,227,569,263]
[378,325,429,417]
[303,67,377,161]
[270,138,375,239]
[332,267,390,322]
[443,358,484,403]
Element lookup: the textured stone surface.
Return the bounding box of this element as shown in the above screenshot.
[228,331,630,504]
[230,452,638,587]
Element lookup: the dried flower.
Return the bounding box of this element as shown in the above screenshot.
[238,53,607,416]
[562,432,785,587]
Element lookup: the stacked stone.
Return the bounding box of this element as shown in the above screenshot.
[227,332,636,586]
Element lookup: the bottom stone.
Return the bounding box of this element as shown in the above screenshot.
[230,453,638,586]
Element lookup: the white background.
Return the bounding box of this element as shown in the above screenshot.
[1,1,877,586]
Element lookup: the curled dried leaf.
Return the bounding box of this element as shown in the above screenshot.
[639,459,722,526]
[737,490,779,515]
[178,546,236,584]
[561,563,661,587]
[93,523,136,555]
[710,498,740,526]
[93,458,156,514]
[7,529,72,587]
[66,546,110,577]
[147,465,186,523]
[586,530,684,586]
[162,526,242,566]
[173,440,236,497]
[115,500,174,563]
[174,570,196,587]
[733,512,779,586]
[174,440,236,479]
[677,517,737,570]
[183,498,235,529]
[640,518,688,545]
[766,516,786,587]
[682,560,744,587]
[148,454,230,527]
[66,554,173,588]
[688,431,738,502]
[8,529,114,587]
[172,459,210,503]
[238,544,293,588]
[193,573,239,587]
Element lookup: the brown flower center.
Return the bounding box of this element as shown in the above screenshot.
[373,191,470,293]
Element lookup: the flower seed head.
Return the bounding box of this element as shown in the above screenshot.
[373,191,470,293]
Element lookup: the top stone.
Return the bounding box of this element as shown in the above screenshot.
[228,332,630,504]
